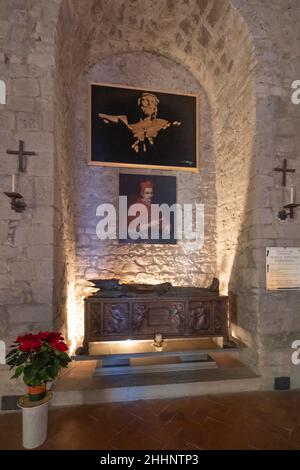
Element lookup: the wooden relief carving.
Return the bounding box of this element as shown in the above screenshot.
[132,304,148,333]
[169,304,185,333]
[189,302,211,332]
[103,303,129,335]
[90,304,102,337]
[214,301,227,333]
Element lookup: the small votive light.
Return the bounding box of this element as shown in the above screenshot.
[154,333,162,344]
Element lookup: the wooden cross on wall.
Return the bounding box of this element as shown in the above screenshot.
[274,158,295,186]
[6,140,36,172]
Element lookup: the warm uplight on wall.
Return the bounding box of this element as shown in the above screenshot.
[66,281,81,354]
[0,80,6,104]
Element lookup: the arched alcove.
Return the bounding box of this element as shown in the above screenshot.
[54,0,257,368]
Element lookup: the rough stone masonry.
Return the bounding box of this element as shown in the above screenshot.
[0,0,300,399]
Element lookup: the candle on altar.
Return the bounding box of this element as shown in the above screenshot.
[12,174,16,193]
[290,187,295,204]
[155,333,162,343]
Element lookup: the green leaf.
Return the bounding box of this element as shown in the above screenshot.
[58,352,71,367]
[31,351,50,370]
[24,365,38,383]
[30,377,41,387]
[47,361,60,379]
[6,348,18,359]
[15,353,30,366]
[6,356,19,366]
[12,365,24,379]
[38,368,50,382]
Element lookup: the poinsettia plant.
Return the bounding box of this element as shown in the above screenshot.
[6,332,71,387]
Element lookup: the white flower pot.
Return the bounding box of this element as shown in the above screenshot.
[18,391,52,449]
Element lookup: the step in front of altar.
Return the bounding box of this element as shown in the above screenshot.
[51,347,261,407]
[94,353,217,376]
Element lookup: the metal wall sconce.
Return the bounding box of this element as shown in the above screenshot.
[4,140,36,213]
[274,159,299,221]
[278,203,300,221]
[3,192,26,213]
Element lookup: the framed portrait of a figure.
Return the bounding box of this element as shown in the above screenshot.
[119,174,177,244]
[88,82,199,172]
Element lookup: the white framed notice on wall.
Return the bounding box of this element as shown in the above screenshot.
[266,247,300,291]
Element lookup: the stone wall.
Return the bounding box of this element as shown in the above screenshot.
[0,0,59,397]
[72,53,216,339]
[236,0,300,387]
[54,0,257,352]
[1,0,300,398]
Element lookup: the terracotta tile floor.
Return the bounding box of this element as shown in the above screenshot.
[1,390,300,450]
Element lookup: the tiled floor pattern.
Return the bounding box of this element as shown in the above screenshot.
[1,390,300,450]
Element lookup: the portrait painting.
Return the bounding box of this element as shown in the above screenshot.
[88,82,199,172]
[119,174,177,244]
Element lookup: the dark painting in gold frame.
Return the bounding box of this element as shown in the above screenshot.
[88,82,199,172]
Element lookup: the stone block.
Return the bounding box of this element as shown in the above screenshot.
[29,225,54,245]
[42,102,54,131]
[0,131,11,151]
[40,78,54,96]
[13,222,31,246]
[12,78,40,97]
[17,132,54,153]
[8,304,52,324]
[34,177,54,203]
[30,281,53,304]
[0,222,8,244]
[17,175,35,201]
[0,21,9,44]
[27,53,55,68]
[0,261,8,274]
[17,112,42,130]
[27,244,53,261]
[35,261,54,280]
[9,9,28,25]
[8,63,40,78]
[26,152,53,176]
[7,96,35,112]
[11,261,36,281]
[0,112,15,131]
[32,206,54,225]
[0,274,12,289]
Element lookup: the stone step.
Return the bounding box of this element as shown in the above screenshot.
[51,374,262,407]
[94,354,217,376]
[73,338,241,362]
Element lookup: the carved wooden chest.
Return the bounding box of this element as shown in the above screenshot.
[76,292,228,355]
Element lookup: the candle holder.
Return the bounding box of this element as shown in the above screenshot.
[153,334,165,351]
[278,203,300,221]
[4,192,26,213]
[284,202,300,219]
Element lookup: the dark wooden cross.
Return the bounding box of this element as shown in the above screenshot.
[6,140,36,172]
[274,159,296,186]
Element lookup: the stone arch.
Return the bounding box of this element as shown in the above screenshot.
[54,0,257,362]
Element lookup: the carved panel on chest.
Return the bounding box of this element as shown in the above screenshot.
[213,300,227,334]
[103,302,130,337]
[188,301,213,334]
[90,303,102,340]
[132,301,185,336]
